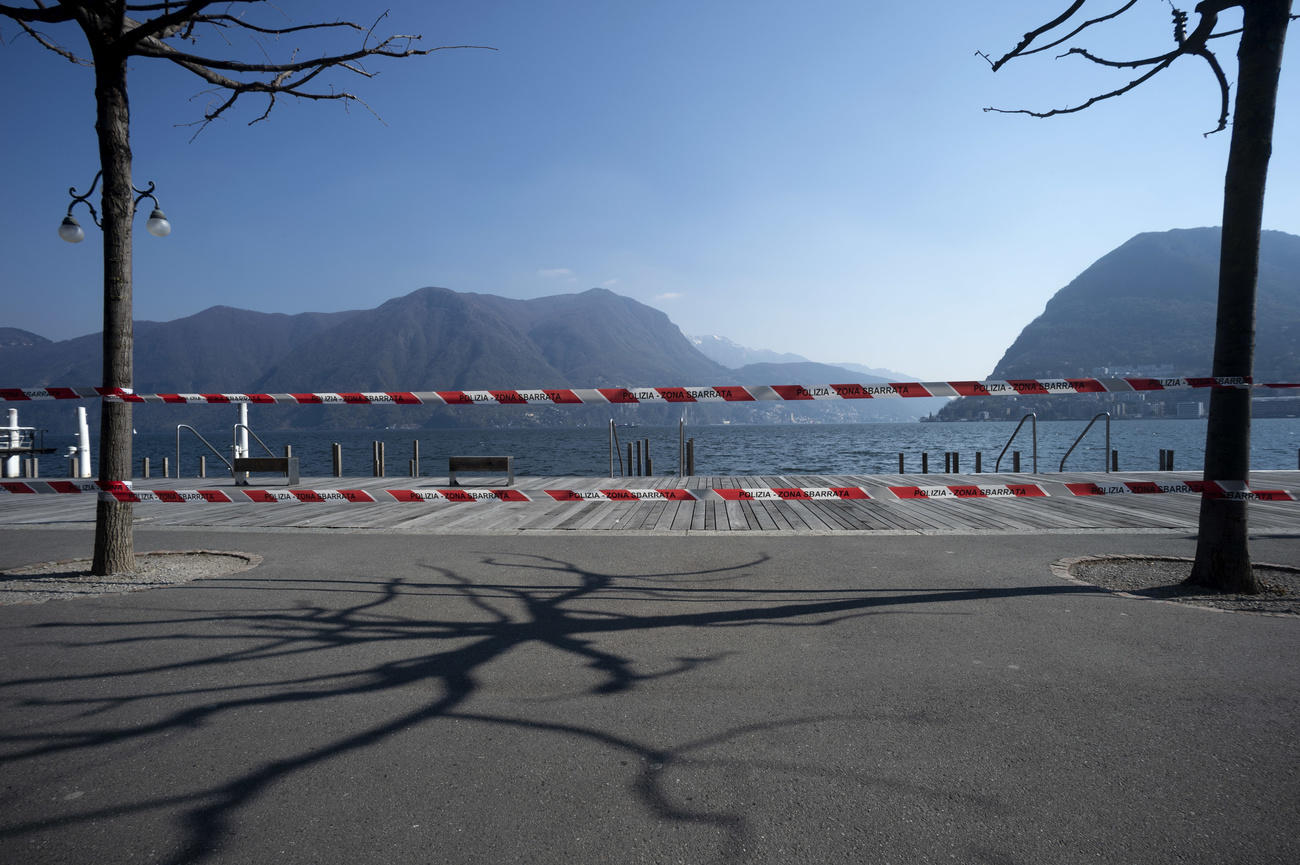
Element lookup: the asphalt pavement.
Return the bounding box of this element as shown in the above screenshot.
[1,526,1298,864]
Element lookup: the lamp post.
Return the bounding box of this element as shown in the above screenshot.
[61,169,171,575]
[60,170,171,243]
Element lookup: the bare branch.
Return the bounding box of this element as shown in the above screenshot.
[120,1,217,46]
[0,2,75,23]
[1009,1,1140,60]
[1059,45,1179,69]
[1191,43,1232,134]
[980,0,1252,135]
[181,14,362,37]
[13,17,91,64]
[984,54,1177,119]
[988,0,1087,71]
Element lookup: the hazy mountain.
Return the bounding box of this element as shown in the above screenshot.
[832,362,917,381]
[0,328,49,350]
[938,227,1300,420]
[6,287,946,430]
[690,334,809,368]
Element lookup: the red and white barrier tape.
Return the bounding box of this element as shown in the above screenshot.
[1063,480,1297,501]
[5,377,1297,404]
[3,480,1294,503]
[889,483,1049,500]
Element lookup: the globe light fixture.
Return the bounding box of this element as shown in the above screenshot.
[60,170,172,242]
[58,215,86,243]
[145,207,171,238]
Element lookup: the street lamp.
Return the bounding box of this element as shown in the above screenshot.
[59,170,171,243]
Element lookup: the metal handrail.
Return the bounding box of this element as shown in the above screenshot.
[609,419,624,477]
[176,425,233,475]
[232,423,277,459]
[1059,412,1111,473]
[995,413,1038,473]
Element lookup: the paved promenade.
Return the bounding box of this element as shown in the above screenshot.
[1,479,1298,863]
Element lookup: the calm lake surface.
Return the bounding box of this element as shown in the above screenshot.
[115,417,1300,479]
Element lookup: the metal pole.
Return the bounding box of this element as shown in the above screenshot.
[76,406,91,478]
[200,455,207,478]
[413,440,420,478]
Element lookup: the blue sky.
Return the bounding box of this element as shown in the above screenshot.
[1,1,1296,381]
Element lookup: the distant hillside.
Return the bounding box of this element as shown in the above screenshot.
[690,334,809,368]
[0,327,49,350]
[4,287,940,430]
[939,228,1300,421]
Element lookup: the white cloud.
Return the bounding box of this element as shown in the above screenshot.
[654,292,684,301]
[538,268,575,280]
[601,278,620,288]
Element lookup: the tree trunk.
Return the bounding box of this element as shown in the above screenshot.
[90,42,135,576]
[1188,0,1292,592]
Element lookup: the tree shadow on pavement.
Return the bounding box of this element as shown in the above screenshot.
[0,550,1099,863]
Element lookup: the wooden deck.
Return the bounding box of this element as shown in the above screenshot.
[2,471,1298,536]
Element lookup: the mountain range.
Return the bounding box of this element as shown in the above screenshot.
[7,226,1297,432]
[2,288,940,431]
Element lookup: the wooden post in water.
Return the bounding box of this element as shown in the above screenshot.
[412,440,420,478]
[974,452,982,473]
[687,438,695,476]
[1111,450,1119,472]
[634,440,642,476]
[643,439,650,475]
[200,455,206,478]
[162,456,170,478]
[898,453,905,473]
[921,453,928,474]
[142,457,150,479]
[332,443,342,477]
[953,452,960,473]
[943,452,951,473]
[1012,451,1021,473]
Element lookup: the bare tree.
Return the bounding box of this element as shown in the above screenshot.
[0,1,486,575]
[982,0,1295,593]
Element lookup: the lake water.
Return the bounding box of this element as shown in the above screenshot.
[109,417,1300,479]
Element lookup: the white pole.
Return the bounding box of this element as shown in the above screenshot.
[4,408,19,478]
[76,406,92,478]
[237,403,249,459]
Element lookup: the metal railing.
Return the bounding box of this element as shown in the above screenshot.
[175,424,233,476]
[1059,413,1111,473]
[995,413,1037,473]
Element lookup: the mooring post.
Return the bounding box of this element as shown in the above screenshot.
[1111,449,1118,472]
[332,442,342,477]
[974,452,982,473]
[412,440,420,478]
[162,456,170,478]
[142,457,150,479]
[1012,451,1021,473]
[953,452,960,473]
[200,455,207,478]
[898,452,905,473]
[687,438,695,476]
[921,452,928,474]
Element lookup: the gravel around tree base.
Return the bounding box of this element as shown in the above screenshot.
[0,551,260,605]
[1057,555,1300,616]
